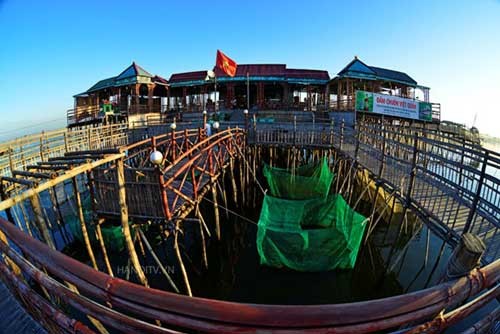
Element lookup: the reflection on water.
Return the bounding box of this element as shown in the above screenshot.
[187,199,454,305]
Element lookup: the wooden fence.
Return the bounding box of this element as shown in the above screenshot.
[249,118,500,263]
[0,123,128,178]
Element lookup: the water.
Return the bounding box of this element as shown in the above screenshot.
[184,196,454,304]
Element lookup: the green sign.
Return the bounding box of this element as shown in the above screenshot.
[355,90,433,122]
[355,91,374,112]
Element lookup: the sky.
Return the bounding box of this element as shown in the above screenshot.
[0,0,499,139]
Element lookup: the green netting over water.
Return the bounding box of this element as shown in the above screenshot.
[263,157,335,199]
[66,197,125,253]
[257,194,367,271]
[257,158,367,272]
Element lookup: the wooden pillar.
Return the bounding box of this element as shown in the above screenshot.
[226,83,235,109]
[283,82,289,109]
[325,83,330,110]
[257,82,264,109]
[201,85,207,111]
[116,158,148,287]
[182,87,187,110]
[147,83,154,113]
[337,80,342,110]
[306,85,311,111]
[167,87,171,112]
[134,84,140,108]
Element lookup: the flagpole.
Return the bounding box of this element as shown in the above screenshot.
[246,72,250,111]
[214,75,217,114]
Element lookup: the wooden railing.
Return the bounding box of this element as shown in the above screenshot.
[249,118,500,263]
[0,123,128,178]
[92,128,245,221]
[0,214,497,333]
[67,106,101,125]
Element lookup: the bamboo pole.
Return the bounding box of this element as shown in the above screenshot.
[116,158,148,287]
[29,193,56,249]
[174,220,192,296]
[95,222,114,277]
[48,186,70,245]
[72,176,98,270]
[137,227,179,293]
[211,177,221,240]
[196,204,209,269]
[134,226,146,257]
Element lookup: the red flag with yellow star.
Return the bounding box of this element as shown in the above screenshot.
[216,50,237,77]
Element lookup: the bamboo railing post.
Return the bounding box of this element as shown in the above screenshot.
[329,119,334,146]
[211,176,221,240]
[229,157,238,206]
[378,122,387,177]
[87,127,92,150]
[63,131,68,153]
[48,186,70,245]
[39,131,45,162]
[95,222,114,277]
[29,194,56,249]
[197,204,209,269]
[464,151,489,234]
[116,157,148,287]
[72,176,98,270]
[340,118,345,151]
[174,220,192,296]
[293,115,297,146]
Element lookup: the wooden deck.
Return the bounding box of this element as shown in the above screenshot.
[0,280,46,334]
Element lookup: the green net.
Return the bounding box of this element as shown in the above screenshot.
[263,157,335,199]
[257,158,366,271]
[257,194,367,271]
[66,196,125,253]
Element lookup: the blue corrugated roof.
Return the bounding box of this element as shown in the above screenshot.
[337,58,417,86]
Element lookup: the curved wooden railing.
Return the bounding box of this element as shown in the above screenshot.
[0,215,498,333]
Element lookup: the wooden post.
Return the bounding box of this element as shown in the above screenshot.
[116,158,148,287]
[443,233,485,280]
[72,176,98,270]
[29,194,56,249]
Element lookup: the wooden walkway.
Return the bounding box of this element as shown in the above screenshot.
[0,280,46,334]
[250,119,500,263]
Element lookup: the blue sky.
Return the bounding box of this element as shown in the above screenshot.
[0,0,499,138]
